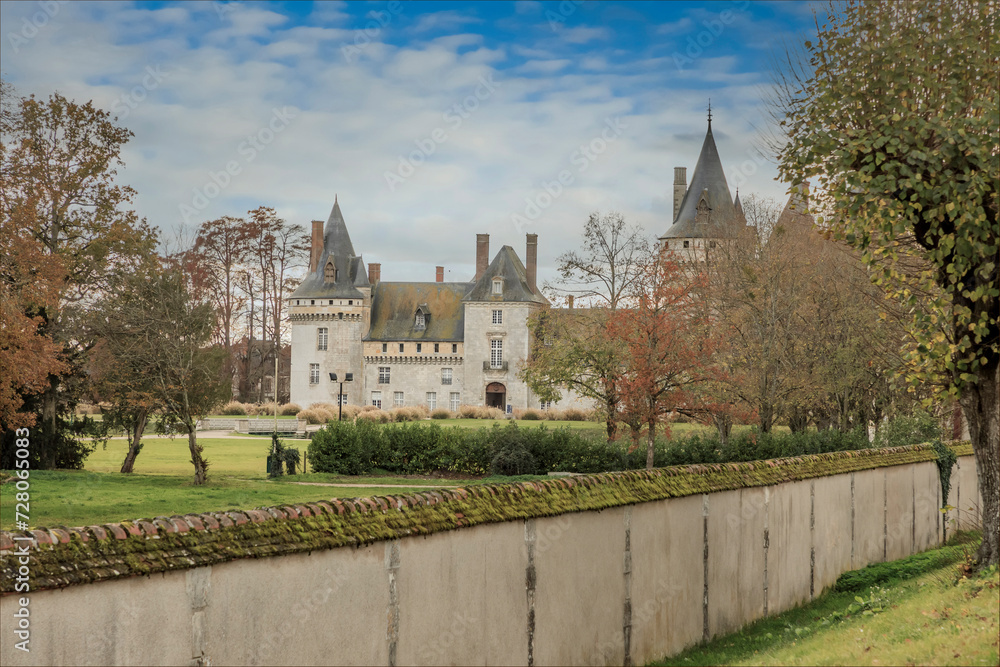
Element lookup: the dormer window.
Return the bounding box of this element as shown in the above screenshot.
[324,260,336,283]
[415,311,425,329]
[492,278,503,295]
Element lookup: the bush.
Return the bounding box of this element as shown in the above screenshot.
[357,409,391,423]
[457,405,479,419]
[431,408,452,419]
[562,408,587,421]
[520,409,542,421]
[873,410,941,448]
[340,404,362,421]
[296,408,332,425]
[219,401,248,416]
[254,402,278,417]
[279,402,302,416]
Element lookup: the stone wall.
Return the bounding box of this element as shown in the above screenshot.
[0,444,977,666]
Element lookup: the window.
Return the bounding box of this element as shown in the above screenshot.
[416,343,422,353]
[324,261,335,282]
[309,363,320,384]
[490,339,503,369]
[492,309,503,325]
[310,300,315,305]
[663,242,668,249]
[709,240,717,248]
[338,312,343,320]
[348,300,353,305]
[329,300,333,305]
[415,311,426,329]
[540,400,553,411]
[683,240,690,248]
[434,343,439,353]
[452,344,458,354]
[426,392,437,410]
[393,391,404,407]
[441,368,452,385]
[378,367,390,384]
[382,343,387,353]
[338,394,348,406]
[492,278,503,294]
[371,391,382,409]
[317,327,328,351]
[399,343,404,353]
[450,392,461,412]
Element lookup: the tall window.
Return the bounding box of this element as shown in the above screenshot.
[324,261,335,282]
[399,343,404,353]
[415,311,425,329]
[393,391,404,407]
[371,391,382,409]
[492,278,503,294]
[382,343,387,353]
[426,392,437,410]
[452,344,458,354]
[317,327,328,351]
[378,367,390,384]
[309,363,320,384]
[492,309,503,325]
[490,339,503,369]
[338,394,348,406]
[441,368,452,385]
[450,392,461,411]
[416,343,422,353]
[434,343,440,353]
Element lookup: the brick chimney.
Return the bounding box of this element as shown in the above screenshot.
[436,266,444,283]
[475,234,489,281]
[526,233,538,294]
[368,262,381,284]
[309,220,324,273]
[673,167,687,221]
[568,295,574,309]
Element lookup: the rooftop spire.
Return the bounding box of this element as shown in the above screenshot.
[324,197,356,258]
[707,98,712,129]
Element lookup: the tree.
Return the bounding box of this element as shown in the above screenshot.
[610,250,723,468]
[0,88,156,467]
[776,0,999,565]
[90,263,228,484]
[521,212,650,440]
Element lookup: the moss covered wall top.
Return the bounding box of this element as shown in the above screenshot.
[0,443,973,594]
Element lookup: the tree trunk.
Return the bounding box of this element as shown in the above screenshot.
[714,413,733,447]
[40,377,59,469]
[759,403,773,433]
[646,417,656,470]
[604,395,618,441]
[186,423,208,485]
[120,409,148,473]
[960,360,999,569]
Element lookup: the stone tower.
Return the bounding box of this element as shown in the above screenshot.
[288,198,372,407]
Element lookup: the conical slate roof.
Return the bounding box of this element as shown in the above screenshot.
[659,120,739,240]
[290,197,369,299]
[463,246,549,304]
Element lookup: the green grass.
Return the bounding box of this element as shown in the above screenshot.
[653,534,999,666]
[85,436,284,477]
[0,470,437,529]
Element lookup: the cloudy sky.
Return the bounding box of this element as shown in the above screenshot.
[1,0,819,285]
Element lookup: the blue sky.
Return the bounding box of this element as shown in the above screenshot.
[1,0,820,284]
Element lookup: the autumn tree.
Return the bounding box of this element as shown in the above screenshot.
[611,250,723,468]
[521,212,650,439]
[0,87,156,467]
[776,0,999,565]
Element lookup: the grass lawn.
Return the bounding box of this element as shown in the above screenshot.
[85,436,285,477]
[654,535,999,666]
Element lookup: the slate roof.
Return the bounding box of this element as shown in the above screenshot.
[463,245,549,305]
[365,282,472,342]
[774,184,814,236]
[290,198,370,299]
[660,121,741,240]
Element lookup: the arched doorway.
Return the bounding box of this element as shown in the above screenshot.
[485,382,506,409]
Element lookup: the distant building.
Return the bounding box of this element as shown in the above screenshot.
[287,199,587,412]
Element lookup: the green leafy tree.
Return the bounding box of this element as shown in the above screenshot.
[777,1,999,565]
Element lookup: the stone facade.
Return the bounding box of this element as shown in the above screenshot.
[288,202,578,412]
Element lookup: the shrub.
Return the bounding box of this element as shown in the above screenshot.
[255,402,279,417]
[431,408,452,419]
[873,410,941,449]
[296,408,332,425]
[340,404,362,421]
[457,405,479,419]
[220,401,248,416]
[357,408,391,423]
[279,402,302,416]
[520,409,542,421]
[562,408,587,421]
[358,404,380,413]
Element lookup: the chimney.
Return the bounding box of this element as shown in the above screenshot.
[526,233,538,294]
[436,266,444,283]
[368,262,381,284]
[673,167,687,221]
[568,295,574,309]
[310,220,324,273]
[475,234,489,281]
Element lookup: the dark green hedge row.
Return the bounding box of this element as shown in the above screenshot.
[306,420,933,477]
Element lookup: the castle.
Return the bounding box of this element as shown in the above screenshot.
[288,117,750,411]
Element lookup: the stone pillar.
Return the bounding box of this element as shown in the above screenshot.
[475,234,490,281]
[310,220,324,273]
[673,167,687,222]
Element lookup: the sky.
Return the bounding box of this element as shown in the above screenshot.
[1,0,821,286]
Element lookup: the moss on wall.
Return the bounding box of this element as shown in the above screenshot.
[0,443,974,594]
